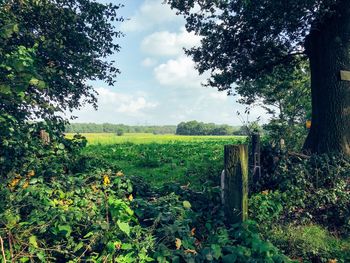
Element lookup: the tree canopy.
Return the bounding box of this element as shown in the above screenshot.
[167,0,337,88]
[0,0,123,177]
[168,0,350,155]
[0,0,123,126]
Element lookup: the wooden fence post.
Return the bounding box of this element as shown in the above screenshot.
[39,130,50,145]
[251,133,261,181]
[223,144,248,224]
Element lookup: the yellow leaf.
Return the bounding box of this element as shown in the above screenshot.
[8,177,21,188]
[91,185,98,192]
[175,238,182,250]
[23,180,29,189]
[103,175,110,186]
[27,170,35,177]
[128,194,133,201]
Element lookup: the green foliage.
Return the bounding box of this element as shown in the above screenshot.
[65,123,177,134]
[166,0,334,90]
[0,137,292,262]
[166,0,350,155]
[176,120,237,135]
[237,61,311,125]
[0,0,123,181]
[268,225,350,263]
[249,191,284,227]
[81,138,245,189]
[263,121,308,151]
[249,153,350,262]
[0,160,154,262]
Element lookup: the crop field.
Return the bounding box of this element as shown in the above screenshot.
[66,132,245,145]
[76,133,246,188]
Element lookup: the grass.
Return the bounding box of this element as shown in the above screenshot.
[74,133,246,189]
[268,224,350,262]
[66,132,245,145]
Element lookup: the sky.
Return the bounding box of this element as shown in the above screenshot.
[69,0,267,125]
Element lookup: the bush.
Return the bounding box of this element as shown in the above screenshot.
[249,153,350,262]
[116,129,124,136]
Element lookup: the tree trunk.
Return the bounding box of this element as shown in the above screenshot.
[303,1,350,156]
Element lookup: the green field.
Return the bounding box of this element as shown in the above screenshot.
[76,133,246,188]
[66,132,245,145]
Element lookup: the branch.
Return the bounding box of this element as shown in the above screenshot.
[0,235,6,263]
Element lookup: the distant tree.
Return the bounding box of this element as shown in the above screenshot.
[168,0,350,155]
[176,121,234,135]
[116,128,124,136]
[65,123,177,134]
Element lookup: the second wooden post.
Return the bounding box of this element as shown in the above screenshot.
[223,144,248,224]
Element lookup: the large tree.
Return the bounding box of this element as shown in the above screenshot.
[0,0,123,176]
[167,0,350,155]
[0,0,122,126]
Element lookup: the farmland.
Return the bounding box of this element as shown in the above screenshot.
[71,133,246,188]
[2,0,350,261]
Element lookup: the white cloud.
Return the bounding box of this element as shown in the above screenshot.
[154,56,207,88]
[69,88,158,123]
[141,28,201,56]
[141,57,157,67]
[209,92,228,101]
[96,88,157,114]
[120,0,182,32]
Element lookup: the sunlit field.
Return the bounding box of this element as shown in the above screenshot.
[66,132,245,145]
[68,133,246,189]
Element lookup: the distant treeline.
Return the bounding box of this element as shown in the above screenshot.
[176,121,241,135]
[65,123,176,134]
[65,121,245,136]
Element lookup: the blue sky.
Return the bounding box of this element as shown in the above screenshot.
[70,0,266,125]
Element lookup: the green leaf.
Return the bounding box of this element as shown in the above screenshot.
[0,85,11,94]
[117,220,130,237]
[58,225,72,238]
[29,78,40,86]
[107,241,115,252]
[183,200,191,209]
[29,235,38,248]
[36,251,46,262]
[222,254,237,263]
[121,243,133,250]
[83,232,94,238]
[73,242,84,252]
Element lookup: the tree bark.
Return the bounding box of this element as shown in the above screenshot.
[303,0,350,156]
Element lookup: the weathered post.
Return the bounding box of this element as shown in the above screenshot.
[223,144,248,224]
[251,133,261,181]
[39,130,50,145]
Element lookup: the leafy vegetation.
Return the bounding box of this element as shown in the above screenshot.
[0,135,293,262]
[249,152,350,262]
[167,0,350,155]
[77,134,245,188]
[2,0,350,262]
